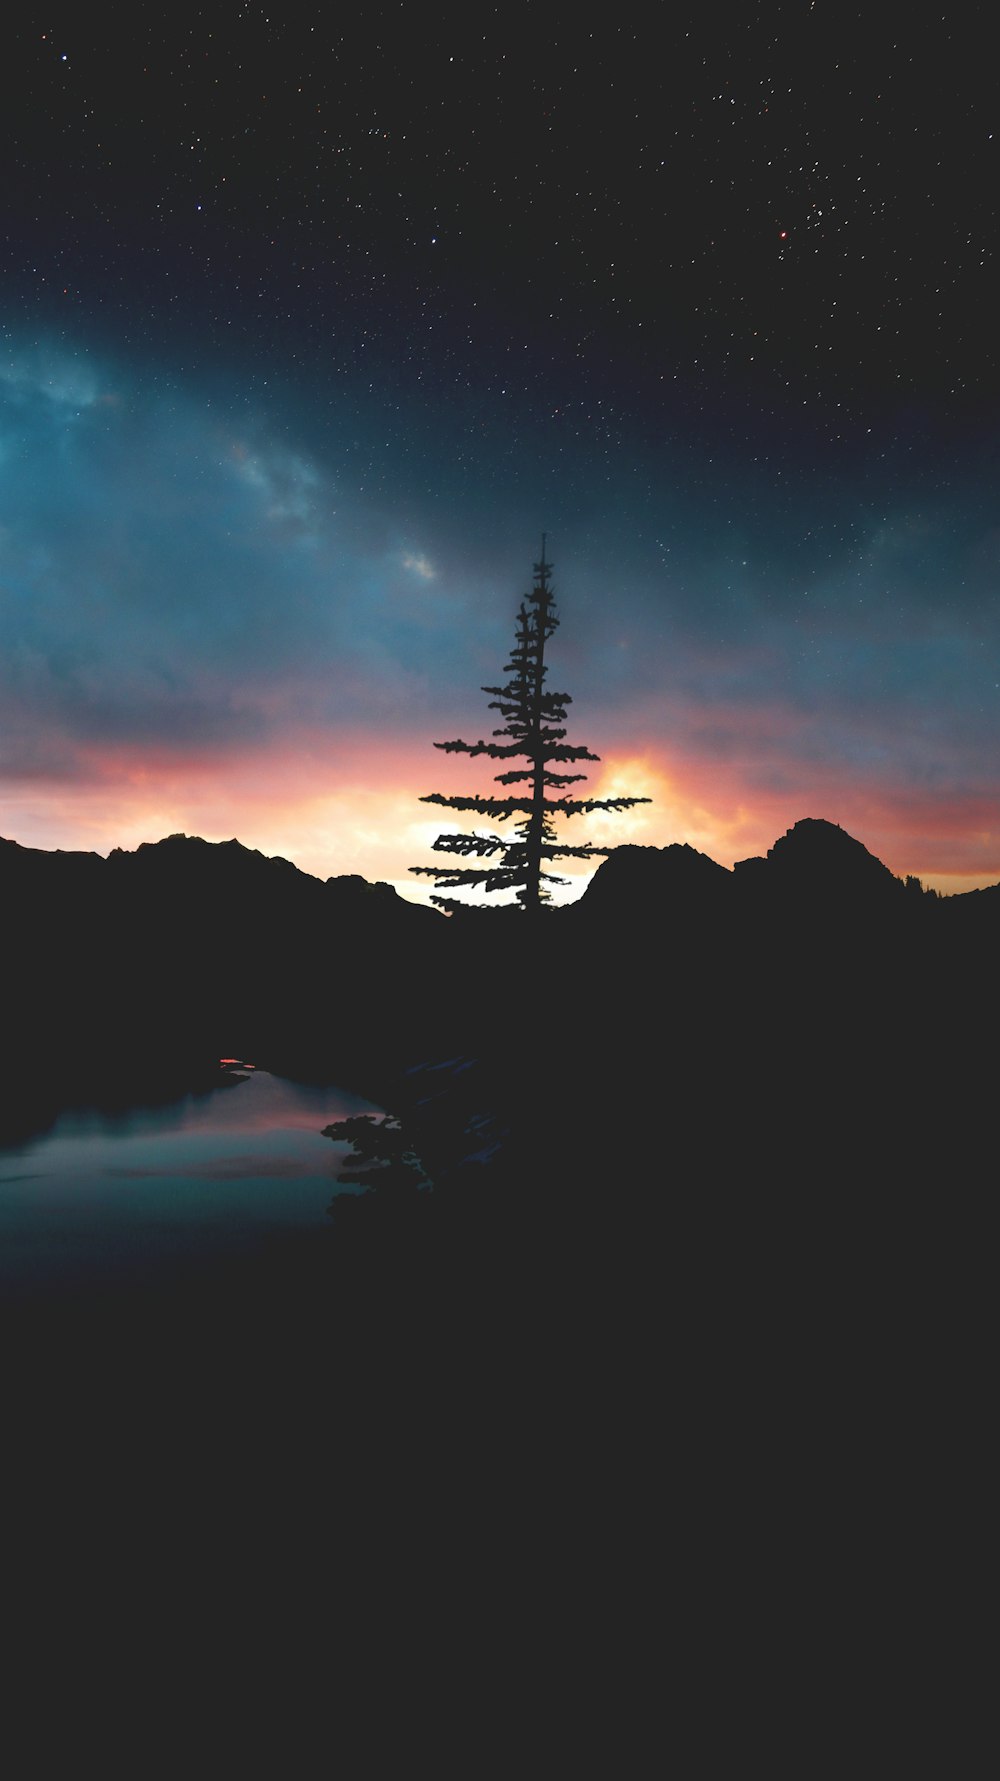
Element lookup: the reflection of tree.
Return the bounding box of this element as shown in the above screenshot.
[410,539,650,913]
[323,1113,432,1203]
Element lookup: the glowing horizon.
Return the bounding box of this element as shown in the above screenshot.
[3,730,997,904]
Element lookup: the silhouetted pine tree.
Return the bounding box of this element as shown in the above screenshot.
[410,540,650,912]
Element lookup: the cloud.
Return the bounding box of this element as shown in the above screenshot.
[401,552,436,581]
[0,340,473,775]
[228,440,323,533]
[0,341,102,411]
[2,329,999,898]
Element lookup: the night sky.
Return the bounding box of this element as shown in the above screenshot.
[3,7,999,900]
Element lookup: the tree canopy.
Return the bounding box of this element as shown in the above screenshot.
[410,541,650,912]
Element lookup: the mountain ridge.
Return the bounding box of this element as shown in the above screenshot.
[2,814,995,1209]
[4,814,991,909]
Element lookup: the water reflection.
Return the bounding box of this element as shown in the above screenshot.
[0,1069,384,1296]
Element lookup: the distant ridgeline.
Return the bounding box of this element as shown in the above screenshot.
[2,820,996,1178]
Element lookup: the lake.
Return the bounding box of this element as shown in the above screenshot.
[0,1067,384,1299]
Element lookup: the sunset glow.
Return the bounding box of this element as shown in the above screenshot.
[3,18,999,906]
[6,724,998,906]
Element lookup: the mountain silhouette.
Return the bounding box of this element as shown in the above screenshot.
[734,817,908,905]
[3,817,995,1550]
[2,818,995,1198]
[571,839,733,917]
[576,819,910,920]
[0,831,444,1137]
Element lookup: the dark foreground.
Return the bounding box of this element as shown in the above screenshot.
[4,1152,989,1766]
[2,822,994,1757]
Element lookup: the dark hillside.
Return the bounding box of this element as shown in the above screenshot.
[3,820,994,1673]
[1,832,447,1134]
[3,818,995,1196]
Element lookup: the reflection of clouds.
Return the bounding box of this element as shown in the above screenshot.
[108,1155,325,1180]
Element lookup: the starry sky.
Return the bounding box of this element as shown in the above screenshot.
[3,6,999,900]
